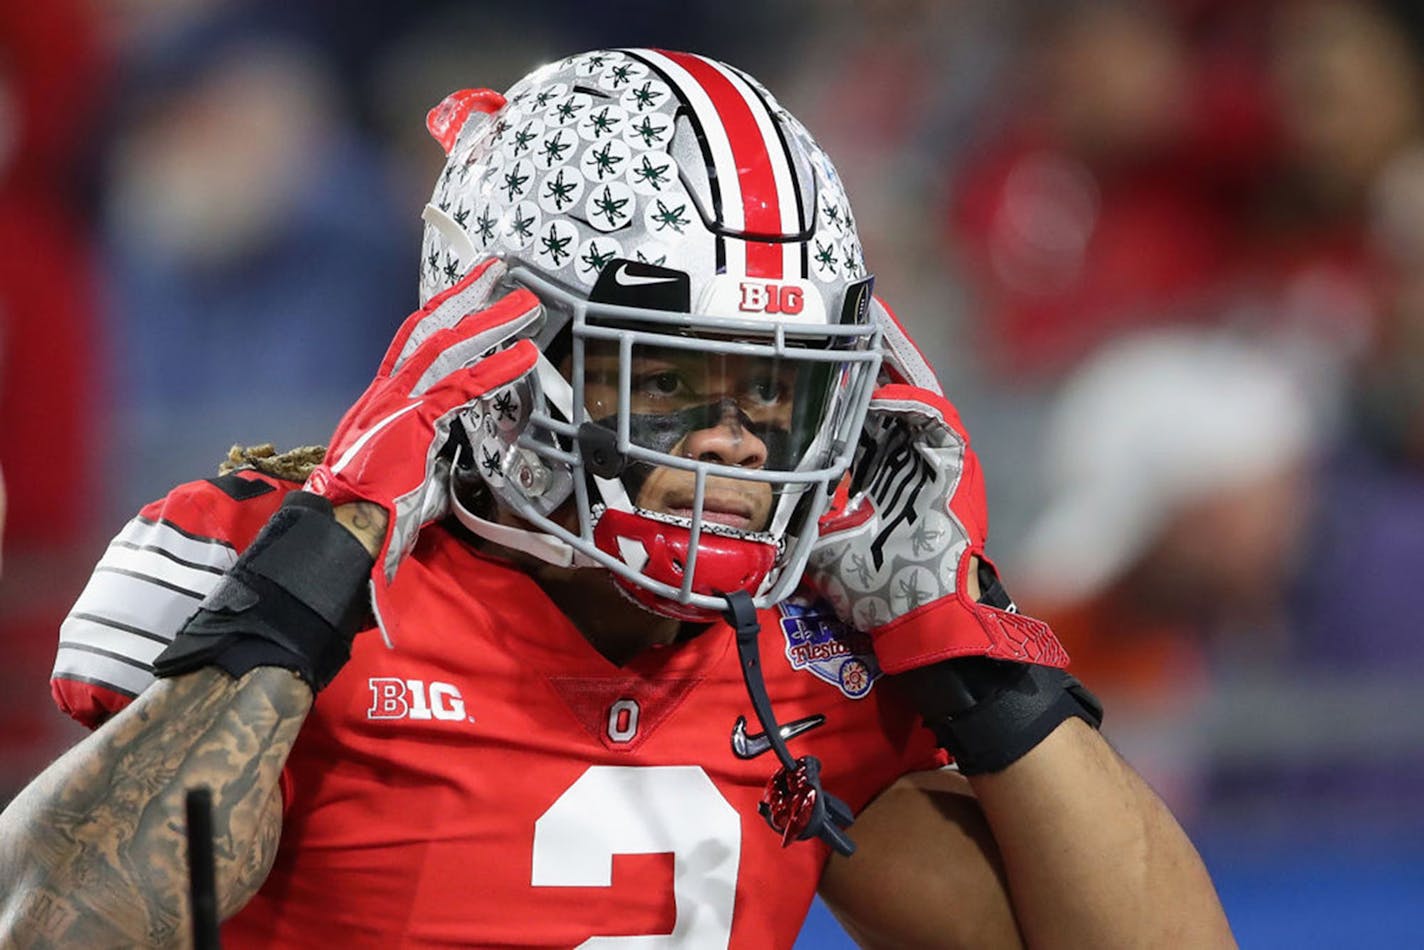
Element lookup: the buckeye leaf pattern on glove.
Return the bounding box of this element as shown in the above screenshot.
[305,259,541,595]
[805,384,1069,674]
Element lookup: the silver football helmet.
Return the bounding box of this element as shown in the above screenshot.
[420,49,882,621]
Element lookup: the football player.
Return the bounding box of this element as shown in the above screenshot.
[0,50,1232,947]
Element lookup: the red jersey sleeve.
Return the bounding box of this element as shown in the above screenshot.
[51,471,296,729]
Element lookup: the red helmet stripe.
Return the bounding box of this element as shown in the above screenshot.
[703,57,807,280]
[656,51,784,278]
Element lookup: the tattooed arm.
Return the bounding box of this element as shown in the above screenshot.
[0,260,486,939]
[0,667,309,946]
[0,500,385,946]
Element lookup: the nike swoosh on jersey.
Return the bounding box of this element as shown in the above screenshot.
[730,713,827,759]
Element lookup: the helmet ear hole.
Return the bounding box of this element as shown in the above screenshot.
[450,434,494,520]
[442,413,475,466]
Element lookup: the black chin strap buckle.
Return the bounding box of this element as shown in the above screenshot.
[723,591,856,857]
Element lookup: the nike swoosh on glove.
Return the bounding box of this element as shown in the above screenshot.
[805,382,1069,675]
[305,258,541,640]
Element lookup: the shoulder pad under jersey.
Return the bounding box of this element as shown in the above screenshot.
[51,471,298,729]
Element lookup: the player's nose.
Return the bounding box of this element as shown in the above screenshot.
[683,403,767,469]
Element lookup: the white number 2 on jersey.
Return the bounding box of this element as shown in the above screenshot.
[532,766,742,948]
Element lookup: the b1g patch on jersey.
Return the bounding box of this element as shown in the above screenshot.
[778,601,881,699]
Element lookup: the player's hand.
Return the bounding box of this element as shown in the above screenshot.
[806,383,1102,774]
[804,375,1106,773]
[805,383,1069,674]
[305,259,541,609]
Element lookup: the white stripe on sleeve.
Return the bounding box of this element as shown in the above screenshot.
[52,645,157,698]
[59,614,172,667]
[112,516,236,570]
[97,539,232,595]
[54,514,239,698]
[64,567,219,645]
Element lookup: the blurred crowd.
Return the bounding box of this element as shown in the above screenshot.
[1,0,1421,918]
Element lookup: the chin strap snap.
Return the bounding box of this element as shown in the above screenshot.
[723,591,856,857]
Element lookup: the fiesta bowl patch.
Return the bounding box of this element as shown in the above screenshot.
[778,600,881,699]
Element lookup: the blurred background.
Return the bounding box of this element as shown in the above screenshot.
[1,0,1421,943]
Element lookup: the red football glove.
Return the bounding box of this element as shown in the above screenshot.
[305,259,541,634]
[805,384,1068,675]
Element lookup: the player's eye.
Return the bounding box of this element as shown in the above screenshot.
[744,376,786,407]
[634,370,687,400]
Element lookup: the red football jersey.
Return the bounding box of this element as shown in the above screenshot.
[53,472,946,947]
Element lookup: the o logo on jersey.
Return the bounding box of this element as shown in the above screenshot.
[367,677,470,722]
[607,698,640,743]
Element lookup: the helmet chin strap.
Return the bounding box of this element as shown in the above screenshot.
[723,591,856,857]
[448,476,599,569]
[449,352,622,570]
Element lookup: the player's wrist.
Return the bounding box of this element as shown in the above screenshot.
[891,568,1104,776]
[332,500,389,558]
[902,660,1103,775]
[154,492,376,691]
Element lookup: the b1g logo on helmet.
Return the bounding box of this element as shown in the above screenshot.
[700,275,827,325]
[778,601,881,699]
[738,282,803,316]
